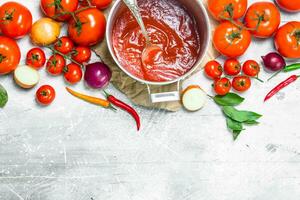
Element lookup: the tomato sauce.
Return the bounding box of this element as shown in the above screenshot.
[112,0,201,82]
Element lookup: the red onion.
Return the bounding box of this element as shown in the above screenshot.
[262,52,286,72]
[84,62,112,89]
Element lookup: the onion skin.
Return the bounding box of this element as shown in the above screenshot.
[262,52,286,72]
[84,62,112,89]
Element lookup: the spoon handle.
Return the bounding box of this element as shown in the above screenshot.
[122,0,150,43]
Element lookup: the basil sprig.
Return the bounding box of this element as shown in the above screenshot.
[0,84,8,108]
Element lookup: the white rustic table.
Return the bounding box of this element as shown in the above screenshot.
[1,0,300,199]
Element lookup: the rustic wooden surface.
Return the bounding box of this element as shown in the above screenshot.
[1,0,300,199]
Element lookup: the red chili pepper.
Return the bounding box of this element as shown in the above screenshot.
[104,91,141,131]
[264,75,299,102]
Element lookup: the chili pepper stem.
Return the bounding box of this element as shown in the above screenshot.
[267,70,282,81]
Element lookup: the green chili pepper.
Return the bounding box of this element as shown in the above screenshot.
[268,63,300,81]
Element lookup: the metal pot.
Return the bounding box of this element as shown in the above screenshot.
[106,0,211,103]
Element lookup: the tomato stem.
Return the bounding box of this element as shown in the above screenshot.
[0,54,6,63]
[47,46,84,68]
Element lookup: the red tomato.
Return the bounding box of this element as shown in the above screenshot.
[244,2,280,38]
[26,48,46,70]
[71,46,91,63]
[0,2,32,39]
[275,21,300,59]
[64,63,82,84]
[40,0,78,21]
[276,0,300,12]
[208,0,247,21]
[224,58,241,76]
[214,77,231,96]
[204,60,223,79]
[213,21,251,58]
[81,0,112,9]
[232,76,251,92]
[54,36,74,54]
[36,85,56,106]
[242,60,260,77]
[46,54,66,76]
[68,8,106,46]
[0,36,21,75]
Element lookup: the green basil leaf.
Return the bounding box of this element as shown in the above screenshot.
[226,117,243,131]
[214,93,244,106]
[233,130,242,140]
[244,120,259,125]
[222,106,262,123]
[0,84,8,108]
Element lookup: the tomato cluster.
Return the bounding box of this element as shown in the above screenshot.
[205,59,261,96]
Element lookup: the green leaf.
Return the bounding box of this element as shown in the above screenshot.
[222,106,262,123]
[226,117,243,131]
[244,120,259,125]
[233,130,242,140]
[0,84,8,108]
[214,93,244,106]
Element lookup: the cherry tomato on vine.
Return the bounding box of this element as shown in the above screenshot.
[40,0,79,21]
[0,2,32,39]
[232,76,251,92]
[64,63,82,84]
[0,36,21,75]
[204,60,223,80]
[214,77,231,96]
[26,48,46,70]
[46,54,66,76]
[71,46,91,63]
[242,60,260,77]
[208,0,247,21]
[213,21,251,58]
[244,2,280,38]
[275,21,300,59]
[54,36,74,54]
[275,0,300,12]
[224,58,241,76]
[80,0,112,10]
[36,85,56,106]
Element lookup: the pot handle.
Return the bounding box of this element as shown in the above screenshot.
[146,81,181,103]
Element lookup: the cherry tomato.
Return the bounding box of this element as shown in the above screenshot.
[276,0,300,12]
[208,0,247,21]
[54,36,74,54]
[275,21,300,59]
[46,54,66,76]
[71,46,92,63]
[242,60,260,77]
[36,85,56,106]
[213,21,251,58]
[204,60,223,80]
[244,2,280,38]
[68,8,106,46]
[40,0,79,21]
[0,36,21,75]
[0,2,32,39]
[26,48,46,70]
[81,0,112,10]
[224,58,241,76]
[232,76,251,92]
[63,63,82,84]
[214,77,231,96]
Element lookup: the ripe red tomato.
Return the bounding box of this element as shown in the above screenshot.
[213,21,251,58]
[68,8,106,46]
[46,54,66,76]
[54,36,74,54]
[242,60,260,77]
[81,0,112,9]
[0,36,21,75]
[0,2,32,39]
[232,76,251,92]
[204,60,223,80]
[276,0,300,12]
[26,48,46,70]
[208,0,247,21]
[244,2,280,38]
[36,85,56,106]
[40,0,79,21]
[64,63,82,84]
[224,58,241,76]
[275,21,300,59]
[214,77,231,96]
[71,46,91,63]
